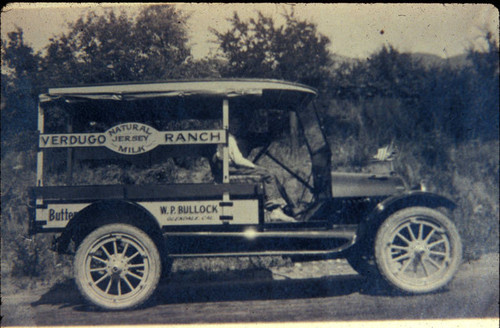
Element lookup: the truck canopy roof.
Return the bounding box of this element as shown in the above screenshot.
[40,79,317,102]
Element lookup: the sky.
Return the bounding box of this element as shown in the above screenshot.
[1,3,498,60]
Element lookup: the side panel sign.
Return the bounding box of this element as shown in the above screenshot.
[39,122,226,155]
[37,203,90,228]
[140,200,259,226]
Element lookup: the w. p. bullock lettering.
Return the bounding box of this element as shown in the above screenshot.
[160,204,218,215]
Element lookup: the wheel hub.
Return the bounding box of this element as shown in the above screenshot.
[412,242,428,255]
[107,255,129,276]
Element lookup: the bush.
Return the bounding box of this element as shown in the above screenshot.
[9,234,73,283]
[1,149,74,290]
[448,140,499,258]
[392,138,499,259]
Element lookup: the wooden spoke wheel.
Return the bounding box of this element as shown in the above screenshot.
[74,224,161,310]
[374,207,462,293]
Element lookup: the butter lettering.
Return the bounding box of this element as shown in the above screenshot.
[49,208,75,221]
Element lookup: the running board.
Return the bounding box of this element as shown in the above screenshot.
[164,228,356,240]
[166,228,357,258]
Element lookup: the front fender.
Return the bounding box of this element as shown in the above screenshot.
[356,191,456,244]
[371,191,456,214]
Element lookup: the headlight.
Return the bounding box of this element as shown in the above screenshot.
[411,181,427,191]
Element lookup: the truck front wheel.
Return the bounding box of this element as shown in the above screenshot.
[74,223,162,310]
[374,207,462,293]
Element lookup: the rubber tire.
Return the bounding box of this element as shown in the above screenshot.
[74,224,162,310]
[374,207,462,294]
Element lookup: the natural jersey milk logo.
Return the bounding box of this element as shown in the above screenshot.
[105,123,159,155]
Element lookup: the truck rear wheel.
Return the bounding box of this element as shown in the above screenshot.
[74,223,161,310]
[374,207,462,293]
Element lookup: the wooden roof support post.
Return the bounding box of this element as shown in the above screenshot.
[290,111,299,160]
[36,102,44,188]
[66,115,74,184]
[222,99,230,184]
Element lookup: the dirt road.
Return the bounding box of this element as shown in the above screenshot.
[1,254,498,326]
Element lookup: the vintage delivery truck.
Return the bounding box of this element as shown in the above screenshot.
[29,79,462,310]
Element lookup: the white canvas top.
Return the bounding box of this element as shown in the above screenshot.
[41,79,317,101]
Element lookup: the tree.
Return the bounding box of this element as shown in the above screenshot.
[1,28,40,145]
[212,10,332,88]
[359,45,427,100]
[40,10,136,84]
[1,27,39,79]
[465,32,499,140]
[41,5,193,84]
[275,11,332,88]
[133,5,192,80]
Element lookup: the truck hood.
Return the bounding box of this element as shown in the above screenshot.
[331,172,406,198]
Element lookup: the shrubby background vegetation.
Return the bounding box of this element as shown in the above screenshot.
[2,5,498,289]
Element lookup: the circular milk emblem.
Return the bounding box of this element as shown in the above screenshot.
[105,122,159,155]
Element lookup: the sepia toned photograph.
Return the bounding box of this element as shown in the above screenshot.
[1,3,498,327]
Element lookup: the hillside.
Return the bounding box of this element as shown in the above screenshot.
[330,52,471,69]
[408,52,471,69]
